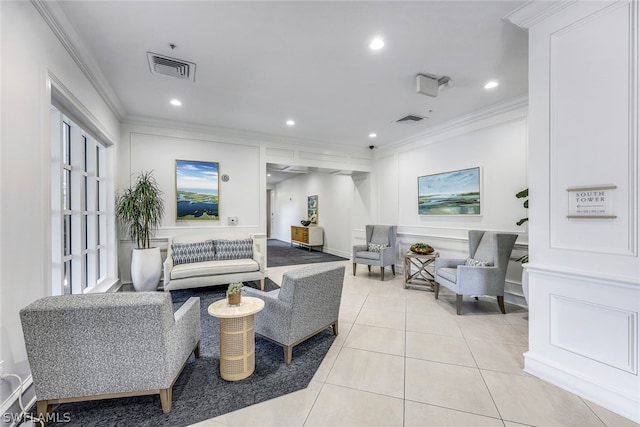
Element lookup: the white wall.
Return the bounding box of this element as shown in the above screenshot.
[0,0,120,417]
[117,124,266,282]
[509,1,639,422]
[372,107,529,303]
[271,173,353,257]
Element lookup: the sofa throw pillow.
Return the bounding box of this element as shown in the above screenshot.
[172,240,215,265]
[214,238,253,261]
[464,257,493,267]
[368,243,389,253]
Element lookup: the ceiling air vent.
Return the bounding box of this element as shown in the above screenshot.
[147,52,196,82]
[395,114,427,124]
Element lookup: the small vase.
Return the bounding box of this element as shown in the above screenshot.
[227,292,241,306]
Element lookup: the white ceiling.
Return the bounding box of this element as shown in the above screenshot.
[55,0,529,154]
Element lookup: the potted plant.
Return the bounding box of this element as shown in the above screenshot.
[116,171,165,291]
[516,188,529,303]
[227,282,244,305]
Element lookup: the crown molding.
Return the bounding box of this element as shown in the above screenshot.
[504,0,576,30]
[31,0,126,119]
[379,95,529,153]
[122,114,372,156]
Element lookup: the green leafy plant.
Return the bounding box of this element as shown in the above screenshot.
[227,282,244,294]
[516,188,529,263]
[115,171,165,249]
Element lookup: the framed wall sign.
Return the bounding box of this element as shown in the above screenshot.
[308,195,318,224]
[175,160,220,221]
[418,167,481,215]
[567,185,616,219]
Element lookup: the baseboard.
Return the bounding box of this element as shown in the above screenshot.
[524,352,640,423]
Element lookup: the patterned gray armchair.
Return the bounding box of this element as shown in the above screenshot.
[434,230,517,315]
[352,225,398,280]
[244,264,345,364]
[20,292,200,417]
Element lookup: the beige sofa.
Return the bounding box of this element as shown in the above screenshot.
[163,232,265,291]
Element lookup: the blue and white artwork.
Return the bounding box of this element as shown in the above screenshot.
[176,160,219,221]
[418,167,481,215]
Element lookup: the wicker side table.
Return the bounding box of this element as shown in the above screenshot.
[208,297,265,381]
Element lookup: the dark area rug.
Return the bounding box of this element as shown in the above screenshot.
[34,279,335,427]
[267,239,348,267]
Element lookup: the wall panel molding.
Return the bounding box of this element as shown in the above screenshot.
[550,295,637,374]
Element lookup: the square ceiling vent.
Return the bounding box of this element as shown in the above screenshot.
[147,52,196,82]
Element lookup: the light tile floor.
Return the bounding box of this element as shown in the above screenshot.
[191,261,639,427]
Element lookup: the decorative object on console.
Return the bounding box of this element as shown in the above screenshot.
[418,167,481,215]
[410,242,434,254]
[227,282,244,306]
[307,195,318,224]
[300,220,311,226]
[176,159,219,221]
[115,171,165,292]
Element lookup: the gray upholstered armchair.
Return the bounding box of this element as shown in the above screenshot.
[244,264,345,364]
[20,292,200,416]
[434,230,517,315]
[352,225,398,281]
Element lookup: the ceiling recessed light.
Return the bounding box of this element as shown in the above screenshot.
[369,133,377,138]
[369,37,384,51]
[267,174,271,177]
[286,119,295,126]
[170,99,182,106]
[484,80,499,89]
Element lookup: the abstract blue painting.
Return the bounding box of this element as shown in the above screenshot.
[418,167,481,215]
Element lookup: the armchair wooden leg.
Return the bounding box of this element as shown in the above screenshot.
[367,265,371,272]
[160,387,173,413]
[380,267,385,281]
[194,341,201,358]
[353,263,357,276]
[260,278,265,291]
[456,294,463,315]
[434,282,440,299]
[391,264,395,276]
[284,345,293,365]
[497,296,506,314]
[332,321,339,335]
[37,401,52,419]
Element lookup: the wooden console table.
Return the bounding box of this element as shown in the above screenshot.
[291,225,323,251]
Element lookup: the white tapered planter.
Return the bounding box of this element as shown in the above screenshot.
[131,247,161,292]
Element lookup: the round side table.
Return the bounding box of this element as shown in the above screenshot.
[208,296,265,381]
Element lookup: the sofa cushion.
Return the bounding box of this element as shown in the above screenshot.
[356,250,380,260]
[214,238,253,261]
[172,240,215,265]
[171,259,259,280]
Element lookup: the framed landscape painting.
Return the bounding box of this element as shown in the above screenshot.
[307,195,318,224]
[418,167,481,215]
[175,160,220,221]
